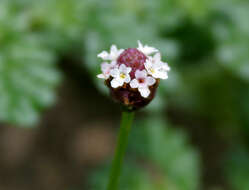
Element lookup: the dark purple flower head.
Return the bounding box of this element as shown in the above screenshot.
[97,41,170,110]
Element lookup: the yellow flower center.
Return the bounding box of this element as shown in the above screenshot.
[120,73,126,79]
[150,68,155,74]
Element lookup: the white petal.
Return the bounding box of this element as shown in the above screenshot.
[161,62,170,71]
[97,51,109,60]
[159,72,168,79]
[138,87,150,98]
[97,74,106,79]
[124,75,131,83]
[146,76,156,86]
[110,45,118,53]
[119,64,127,73]
[153,53,161,63]
[143,46,158,55]
[110,68,119,77]
[137,41,158,55]
[135,70,147,79]
[139,46,158,55]
[110,45,119,59]
[144,59,153,70]
[151,72,159,79]
[155,71,168,79]
[109,45,124,60]
[126,67,132,74]
[130,79,139,88]
[154,61,162,69]
[101,62,111,72]
[110,60,118,67]
[137,40,143,49]
[111,79,122,88]
[118,49,124,55]
[137,40,157,55]
[138,82,147,89]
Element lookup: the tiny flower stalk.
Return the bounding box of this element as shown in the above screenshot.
[97,41,170,190]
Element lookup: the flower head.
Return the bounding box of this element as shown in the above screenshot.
[97,41,170,110]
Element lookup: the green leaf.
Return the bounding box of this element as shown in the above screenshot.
[0,36,61,126]
[213,1,249,82]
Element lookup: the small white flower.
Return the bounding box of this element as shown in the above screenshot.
[97,61,117,79]
[145,53,170,79]
[130,70,156,98]
[137,40,158,56]
[97,45,124,61]
[110,64,132,88]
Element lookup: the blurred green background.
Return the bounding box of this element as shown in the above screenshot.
[0,0,249,189]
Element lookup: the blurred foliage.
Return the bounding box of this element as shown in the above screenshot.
[213,0,249,82]
[1,0,248,130]
[225,146,249,190]
[89,117,200,190]
[0,36,60,126]
[0,1,61,126]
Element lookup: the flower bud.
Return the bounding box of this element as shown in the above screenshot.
[97,41,170,110]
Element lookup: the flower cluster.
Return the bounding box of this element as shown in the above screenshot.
[97,41,170,109]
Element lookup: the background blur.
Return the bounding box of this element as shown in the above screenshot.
[0,0,249,189]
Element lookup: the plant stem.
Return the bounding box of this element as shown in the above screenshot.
[107,111,135,190]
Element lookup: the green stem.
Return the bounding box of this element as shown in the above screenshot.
[107,111,135,190]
